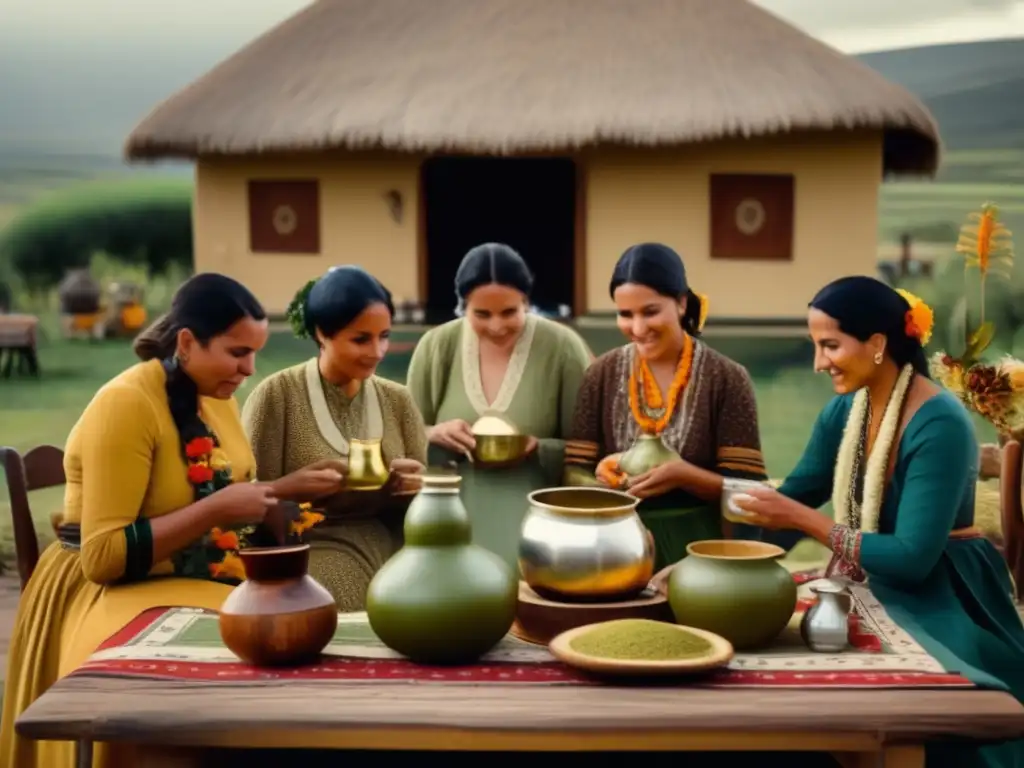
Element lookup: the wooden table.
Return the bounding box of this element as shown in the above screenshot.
[0,314,39,378]
[16,674,1024,767]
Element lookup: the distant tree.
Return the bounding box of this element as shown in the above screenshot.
[0,179,193,290]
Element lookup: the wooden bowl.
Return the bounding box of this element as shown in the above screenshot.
[549,621,734,678]
[513,581,673,645]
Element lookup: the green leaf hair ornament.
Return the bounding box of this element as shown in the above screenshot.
[285,278,318,340]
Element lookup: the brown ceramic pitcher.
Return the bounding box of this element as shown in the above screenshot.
[219,544,338,666]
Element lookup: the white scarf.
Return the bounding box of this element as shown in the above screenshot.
[831,363,914,533]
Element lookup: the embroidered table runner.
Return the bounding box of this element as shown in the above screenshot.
[72,571,971,689]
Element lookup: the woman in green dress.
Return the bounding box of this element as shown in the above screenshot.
[405,243,593,567]
[242,266,427,609]
[565,243,768,570]
[736,276,1024,768]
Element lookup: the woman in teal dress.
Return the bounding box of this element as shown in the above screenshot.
[565,243,768,569]
[406,243,593,567]
[736,276,1024,768]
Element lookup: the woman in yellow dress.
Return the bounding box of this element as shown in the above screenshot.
[0,274,344,768]
[242,266,428,610]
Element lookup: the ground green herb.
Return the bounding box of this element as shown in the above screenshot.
[568,619,713,661]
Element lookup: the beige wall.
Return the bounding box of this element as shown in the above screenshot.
[193,153,421,315]
[193,130,882,318]
[583,132,884,318]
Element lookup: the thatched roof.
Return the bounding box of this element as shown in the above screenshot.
[124,0,941,175]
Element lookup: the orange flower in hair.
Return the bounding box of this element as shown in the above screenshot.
[692,291,710,331]
[895,289,934,346]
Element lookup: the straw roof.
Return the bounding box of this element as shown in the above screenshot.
[124,0,940,175]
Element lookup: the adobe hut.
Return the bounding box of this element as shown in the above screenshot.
[124,0,939,322]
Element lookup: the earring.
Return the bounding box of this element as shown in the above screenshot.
[873,351,884,365]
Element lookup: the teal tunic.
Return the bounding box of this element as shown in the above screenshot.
[777,392,1024,768]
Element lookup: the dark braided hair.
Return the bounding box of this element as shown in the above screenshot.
[134,273,265,462]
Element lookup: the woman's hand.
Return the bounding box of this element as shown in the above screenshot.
[731,485,808,530]
[210,482,278,527]
[595,453,626,488]
[388,458,425,494]
[979,443,1002,479]
[626,459,691,499]
[272,460,346,501]
[429,419,477,454]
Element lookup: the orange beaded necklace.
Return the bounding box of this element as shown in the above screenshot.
[628,333,695,435]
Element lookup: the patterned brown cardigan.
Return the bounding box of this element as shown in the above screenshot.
[565,341,768,487]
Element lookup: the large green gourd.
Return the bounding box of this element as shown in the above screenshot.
[365,474,517,664]
[618,433,678,477]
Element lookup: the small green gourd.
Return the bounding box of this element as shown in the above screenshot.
[618,433,678,477]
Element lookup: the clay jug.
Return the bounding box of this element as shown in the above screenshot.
[668,539,796,650]
[219,544,338,666]
[618,433,678,477]
[365,474,517,664]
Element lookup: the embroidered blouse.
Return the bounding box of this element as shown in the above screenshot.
[565,341,768,491]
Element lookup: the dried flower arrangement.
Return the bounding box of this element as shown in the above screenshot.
[929,204,1021,436]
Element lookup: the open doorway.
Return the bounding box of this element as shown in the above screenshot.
[421,156,577,324]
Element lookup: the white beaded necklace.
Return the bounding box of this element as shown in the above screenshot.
[831,363,914,534]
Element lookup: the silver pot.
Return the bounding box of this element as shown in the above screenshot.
[518,486,654,602]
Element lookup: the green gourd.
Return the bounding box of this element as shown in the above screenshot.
[618,433,678,477]
[365,474,517,665]
[668,540,797,650]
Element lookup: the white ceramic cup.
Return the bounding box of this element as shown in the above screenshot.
[720,478,769,524]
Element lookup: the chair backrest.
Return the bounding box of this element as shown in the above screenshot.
[999,439,1024,596]
[0,445,65,590]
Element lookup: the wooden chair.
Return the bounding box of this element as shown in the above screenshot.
[0,314,40,378]
[999,439,1024,596]
[0,445,65,591]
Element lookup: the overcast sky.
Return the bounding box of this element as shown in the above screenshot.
[2,0,1023,54]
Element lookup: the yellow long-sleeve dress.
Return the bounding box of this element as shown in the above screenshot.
[0,359,255,768]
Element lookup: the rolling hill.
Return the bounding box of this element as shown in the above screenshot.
[859,38,1024,151]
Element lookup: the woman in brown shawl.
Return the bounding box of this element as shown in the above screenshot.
[565,243,768,569]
